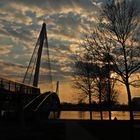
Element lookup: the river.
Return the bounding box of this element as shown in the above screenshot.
[59,111,140,120]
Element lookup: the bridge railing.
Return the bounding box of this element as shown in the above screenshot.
[0,77,40,94]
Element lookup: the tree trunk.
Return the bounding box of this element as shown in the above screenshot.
[108,101,111,120]
[99,86,103,120]
[125,81,134,140]
[107,61,111,120]
[125,82,133,121]
[108,97,112,120]
[88,90,92,120]
[99,104,103,120]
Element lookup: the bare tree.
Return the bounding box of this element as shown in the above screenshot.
[101,76,119,106]
[81,26,120,120]
[90,65,105,120]
[73,35,119,120]
[101,0,140,121]
[91,64,119,120]
[73,54,95,120]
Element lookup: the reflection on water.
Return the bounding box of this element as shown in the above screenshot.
[60,111,140,120]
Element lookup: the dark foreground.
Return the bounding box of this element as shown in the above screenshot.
[0,119,140,140]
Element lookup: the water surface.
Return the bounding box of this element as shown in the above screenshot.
[60,111,140,120]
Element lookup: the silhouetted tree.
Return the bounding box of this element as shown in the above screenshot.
[89,64,105,120]
[101,77,119,106]
[73,49,119,120]
[73,54,95,120]
[81,29,119,120]
[73,0,140,122]
[91,64,119,120]
[101,0,140,121]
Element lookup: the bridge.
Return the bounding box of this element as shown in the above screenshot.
[0,23,60,121]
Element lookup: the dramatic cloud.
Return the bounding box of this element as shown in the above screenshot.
[0,0,118,101]
[0,0,139,103]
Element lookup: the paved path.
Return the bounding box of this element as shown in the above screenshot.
[65,121,98,140]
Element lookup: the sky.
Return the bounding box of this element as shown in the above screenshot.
[0,0,140,104]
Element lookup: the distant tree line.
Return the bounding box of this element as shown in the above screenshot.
[60,102,134,111]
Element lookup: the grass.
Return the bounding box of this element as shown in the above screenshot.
[0,118,140,140]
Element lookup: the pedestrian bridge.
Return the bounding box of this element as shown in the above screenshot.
[0,23,61,120]
[0,77,60,120]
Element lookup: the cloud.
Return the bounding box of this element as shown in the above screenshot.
[0,45,12,55]
[0,0,102,99]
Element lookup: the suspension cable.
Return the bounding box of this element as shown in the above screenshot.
[45,30,53,91]
[22,36,40,84]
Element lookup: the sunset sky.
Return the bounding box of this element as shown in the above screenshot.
[0,0,140,104]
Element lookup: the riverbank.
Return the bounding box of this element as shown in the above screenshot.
[60,103,140,111]
[0,119,140,140]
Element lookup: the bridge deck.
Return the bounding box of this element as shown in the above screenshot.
[0,77,60,120]
[0,77,40,94]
